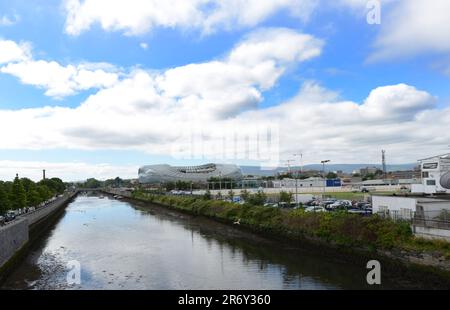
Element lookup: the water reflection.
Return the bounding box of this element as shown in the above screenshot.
[1,194,425,290]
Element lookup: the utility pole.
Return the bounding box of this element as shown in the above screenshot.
[286,159,294,174]
[321,160,330,195]
[293,153,303,207]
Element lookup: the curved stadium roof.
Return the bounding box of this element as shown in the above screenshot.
[138,163,243,184]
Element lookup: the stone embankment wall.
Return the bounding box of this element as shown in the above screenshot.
[0,192,77,272]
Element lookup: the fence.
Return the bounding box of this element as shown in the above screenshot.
[377,209,450,230]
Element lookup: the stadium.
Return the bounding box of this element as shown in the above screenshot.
[138,163,243,184]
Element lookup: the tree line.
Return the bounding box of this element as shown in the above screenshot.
[0,176,66,215]
[74,177,133,189]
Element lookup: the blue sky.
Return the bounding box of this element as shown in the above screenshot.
[0,0,449,181]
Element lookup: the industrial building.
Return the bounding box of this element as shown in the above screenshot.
[138,163,243,184]
[273,177,326,188]
[372,153,450,241]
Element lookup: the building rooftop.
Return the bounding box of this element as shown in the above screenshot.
[372,193,450,202]
[418,153,450,161]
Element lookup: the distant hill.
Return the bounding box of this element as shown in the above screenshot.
[239,163,417,176]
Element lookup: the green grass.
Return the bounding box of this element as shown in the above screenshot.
[132,191,450,257]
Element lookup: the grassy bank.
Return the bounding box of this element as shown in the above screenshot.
[132,191,450,259]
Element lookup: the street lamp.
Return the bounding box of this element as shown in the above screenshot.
[321,160,330,194]
[293,153,303,207]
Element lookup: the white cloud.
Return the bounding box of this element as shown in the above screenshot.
[63,0,318,36]
[0,40,31,64]
[370,0,450,61]
[0,14,19,27]
[0,42,121,98]
[140,42,148,50]
[0,28,449,166]
[0,28,323,151]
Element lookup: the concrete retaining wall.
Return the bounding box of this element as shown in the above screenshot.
[27,193,75,227]
[0,219,29,269]
[413,226,450,241]
[0,192,77,272]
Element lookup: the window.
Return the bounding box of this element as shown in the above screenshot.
[426,180,436,186]
[422,172,429,178]
[423,163,438,170]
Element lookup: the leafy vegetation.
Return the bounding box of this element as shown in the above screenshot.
[279,191,293,204]
[132,191,450,256]
[0,176,66,215]
[75,177,134,189]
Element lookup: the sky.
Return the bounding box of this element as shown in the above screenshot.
[0,0,449,181]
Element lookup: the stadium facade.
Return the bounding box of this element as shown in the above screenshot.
[138,163,243,184]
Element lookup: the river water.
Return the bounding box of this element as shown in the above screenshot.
[1,194,433,290]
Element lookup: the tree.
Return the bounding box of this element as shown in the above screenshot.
[240,189,250,202]
[11,175,27,210]
[203,189,212,200]
[216,192,222,200]
[247,191,267,206]
[279,191,293,204]
[0,182,10,215]
[37,185,53,201]
[277,173,293,180]
[326,172,338,179]
[227,189,235,201]
[27,189,42,207]
[39,178,65,194]
[363,173,375,181]
[84,178,101,189]
[165,182,176,191]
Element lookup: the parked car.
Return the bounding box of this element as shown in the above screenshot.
[355,202,368,209]
[304,199,316,206]
[278,202,290,208]
[305,206,327,213]
[348,208,372,216]
[361,188,370,193]
[264,203,279,208]
[329,200,352,210]
[5,211,16,222]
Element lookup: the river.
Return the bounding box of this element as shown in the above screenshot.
[1,194,431,289]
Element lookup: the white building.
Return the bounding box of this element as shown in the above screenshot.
[370,153,450,241]
[372,195,450,241]
[411,153,450,194]
[272,177,325,188]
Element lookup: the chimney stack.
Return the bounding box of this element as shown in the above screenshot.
[43,169,46,180]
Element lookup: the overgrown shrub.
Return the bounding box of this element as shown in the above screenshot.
[132,192,449,255]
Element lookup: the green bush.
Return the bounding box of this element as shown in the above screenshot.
[131,192,449,255]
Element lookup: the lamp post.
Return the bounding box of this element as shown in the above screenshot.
[321,160,330,195]
[293,153,303,207]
